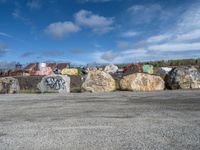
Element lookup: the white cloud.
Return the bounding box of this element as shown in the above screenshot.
[100,51,119,61]
[177,4,200,31]
[92,49,148,63]
[176,29,200,42]
[75,10,112,27]
[0,32,12,38]
[74,10,114,34]
[45,21,80,38]
[89,2,200,64]
[92,51,119,63]
[127,4,166,24]
[121,31,138,38]
[132,2,200,53]
[99,2,200,63]
[147,34,171,43]
[149,43,200,52]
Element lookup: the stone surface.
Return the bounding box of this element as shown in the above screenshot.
[166,66,200,89]
[15,76,43,93]
[61,68,80,76]
[156,67,172,79]
[88,67,97,71]
[142,65,154,74]
[123,64,142,75]
[120,73,165,91]
[53,68,62,74]
[37,75,70,93]
[82,70,116,93]
[35,67,53,76]
[0,77,20,94]
[104,64,118,74]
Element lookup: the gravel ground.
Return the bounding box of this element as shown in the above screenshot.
[0,90,200,150]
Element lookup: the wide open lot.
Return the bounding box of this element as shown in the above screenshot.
[0,91,200,150]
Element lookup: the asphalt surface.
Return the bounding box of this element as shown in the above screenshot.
[0,90,200,150]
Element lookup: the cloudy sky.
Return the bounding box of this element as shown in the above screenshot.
[0,0,200,65]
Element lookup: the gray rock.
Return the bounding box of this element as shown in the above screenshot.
[0,77,20,94]
[37,75,70,93]
[166,66,200,89]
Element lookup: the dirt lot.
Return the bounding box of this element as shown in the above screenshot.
[0,90,200,150]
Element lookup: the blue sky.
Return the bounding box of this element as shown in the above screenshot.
[0,0,200,65]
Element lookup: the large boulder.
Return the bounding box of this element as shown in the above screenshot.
[166,66,200,89]
[37,75,70,93]
[82,70,116,93]
[120,73,165,92]
[0,77,20,94]
[104,64,118,74]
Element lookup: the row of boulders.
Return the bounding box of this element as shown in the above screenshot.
[1,66,200,94]
[81,70,164,92]
[54,64,153,76]
[81,64,154,76]
[81,66,200,92]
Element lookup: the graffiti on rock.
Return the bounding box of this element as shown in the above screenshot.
[46,77,66,90]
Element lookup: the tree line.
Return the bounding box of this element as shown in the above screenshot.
[117,58,200,68]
